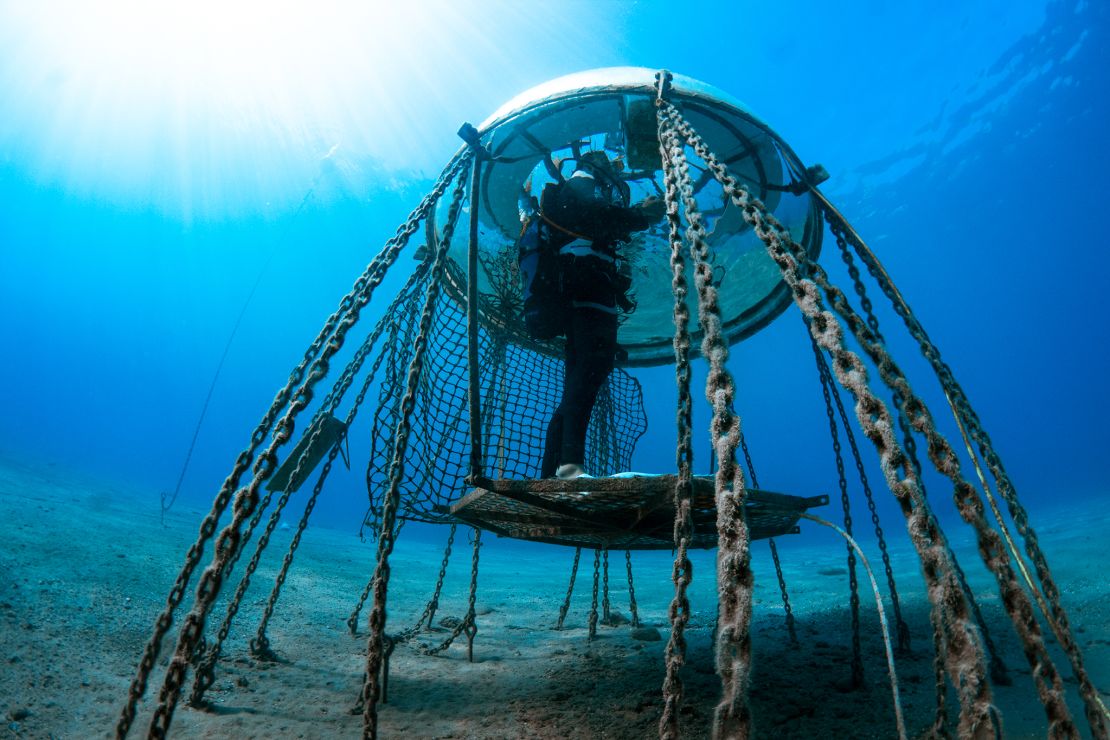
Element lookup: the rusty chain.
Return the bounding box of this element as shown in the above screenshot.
[361,155,472,738]
[738,432,797,644]
[416,527,482,659]
[625,551,641,629]
[131,152,469,740]
[250,318,400,657]
[811,330,912,655]
[657,72,695,740]
[556,548,581,631]
[805,219,1074,732]
[829,212,1106,737]
[657,72,755,740]
[588,549,600,641]
[659,95,1000,737]
[811,332,863,687]
[602,549,612,625]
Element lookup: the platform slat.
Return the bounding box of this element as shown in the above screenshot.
[449,475,827,550]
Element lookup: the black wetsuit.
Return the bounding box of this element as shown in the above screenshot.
[540,170,651,477]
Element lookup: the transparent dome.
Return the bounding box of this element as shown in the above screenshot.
[436,67,822,367]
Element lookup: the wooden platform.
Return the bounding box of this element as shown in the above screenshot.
[448,475,828,550]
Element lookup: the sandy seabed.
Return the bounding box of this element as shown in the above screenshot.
[1,455,1108,739]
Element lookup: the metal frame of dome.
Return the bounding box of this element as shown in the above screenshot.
[437,67,824,367]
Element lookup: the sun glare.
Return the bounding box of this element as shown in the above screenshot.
[1,0,576,219]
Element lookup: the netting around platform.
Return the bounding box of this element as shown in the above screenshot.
[360,257,648,528]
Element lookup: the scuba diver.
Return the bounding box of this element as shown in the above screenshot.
[519,150,665,479]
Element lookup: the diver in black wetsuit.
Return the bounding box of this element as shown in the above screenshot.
[539,151,665,479]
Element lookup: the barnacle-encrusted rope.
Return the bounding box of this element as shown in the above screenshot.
[361,156,472,738]
[798,221,1075,733]
[657,97,1000,737]
[826,210,1109,737]
[832,230,1013,685]
[657,72,696,740]
[115,153,467,740]
[657,71,754,740]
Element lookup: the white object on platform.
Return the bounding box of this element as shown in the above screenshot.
[555,464,591,480]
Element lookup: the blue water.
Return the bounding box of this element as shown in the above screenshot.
[1,1,1108,736]
[3,1,1104,533]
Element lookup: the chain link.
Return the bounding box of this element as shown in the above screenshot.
[659,94,1000,736]
[117,152,466,740]
[602,549,611,625]
[657,73,754,740]
[417,527,482,659]
[656,75,696,739]
[812,332,863,687]
[625,551,640,629]
[807,208,1075,732]
[740,432,796,644]
[588,549,601,641]
[361,156,472,738]
[556,548,581,630]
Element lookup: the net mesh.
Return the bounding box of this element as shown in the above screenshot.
[362,258,649,527]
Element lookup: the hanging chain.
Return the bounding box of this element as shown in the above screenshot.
[589,549,601,641]
[602,549,612,625]
[191,398,355,703]
[424,524,456,631]
[812,323,912,655]
[832,221,1017,682]
[417,528,483,658]
[138,153,468,740]
[739,432,797,644]
[625,551,641,629]
[658,94,1003,737]
[361,155,472,739]
[811,332,863,687]
[833,226,924,480]
[657,71,696,740]
[657,72,754,740]
[807,210,1076,732]
[556,548,582,630]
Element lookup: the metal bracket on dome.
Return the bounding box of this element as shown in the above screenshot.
[457,122,492,160]
[783,158,831,194]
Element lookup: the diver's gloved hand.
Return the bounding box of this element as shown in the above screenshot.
[636,196,666,223]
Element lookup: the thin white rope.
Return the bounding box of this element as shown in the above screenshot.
[801,512,908,740]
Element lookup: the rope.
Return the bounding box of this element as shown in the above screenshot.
[801,513,907,740]
[160,179,322,525]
